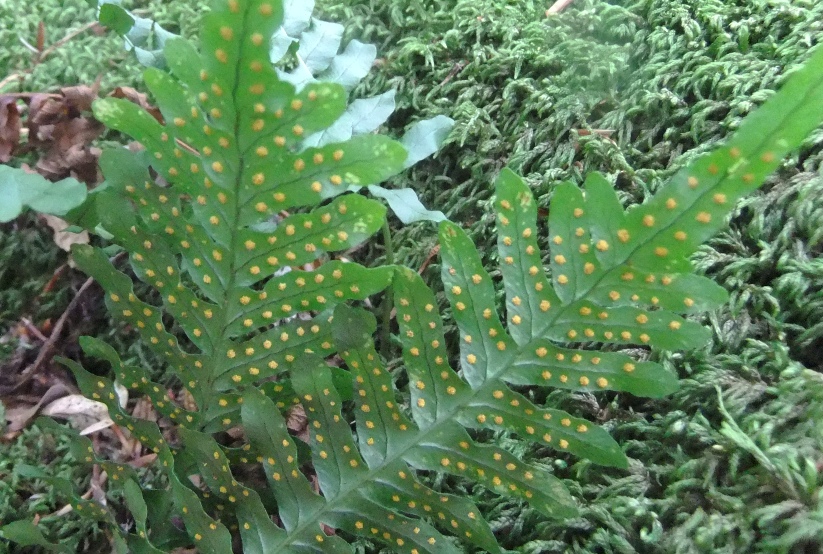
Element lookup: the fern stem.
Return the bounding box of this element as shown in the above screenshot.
[379,217,394,359]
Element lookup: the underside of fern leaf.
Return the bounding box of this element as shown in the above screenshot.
[169,43,823,552]
[70,0,405,431]
[10,3,823,553]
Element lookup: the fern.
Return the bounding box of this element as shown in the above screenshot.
[3,0,823,552]
[78,0,412,429]
[93,0,453,223]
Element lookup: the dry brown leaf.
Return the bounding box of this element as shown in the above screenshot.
[34,116,103,183]
[3,383,70,432]
[286,403,309,443]
[41,214,90,251]
[60,85,98,113]
[0,96,21,162]
[27,89,104,184]
[111,86,164,123]
[27,93,66,142]
[37,380,125,435]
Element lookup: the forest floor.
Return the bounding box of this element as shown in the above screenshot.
[1,0,822,552]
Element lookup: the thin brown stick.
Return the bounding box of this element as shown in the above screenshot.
[11,277,96,391]
[417,244,440,275]
[439,61,467,86]
[37,22,101,62]
[0,21,101,92]
[0,92,63,99]
[20,318,49,342]
[546,0,575,15]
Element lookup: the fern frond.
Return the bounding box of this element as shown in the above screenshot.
[203,41,823,553]
[70,0,403,432]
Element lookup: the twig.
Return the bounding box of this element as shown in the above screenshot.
[546,0,575,15]
[0,74,24,91]
[439,61,467,86]
[0,21,100,92]
[11,277,96,391]
[379,219,394,359]
[0,92,62,99]
[20,318,49,343]
[42,263,69,294]
[37,22,101,62]
[418,244,440,275]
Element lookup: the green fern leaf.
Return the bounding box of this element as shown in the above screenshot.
[434,46,823,474]
[58,356,238,552]
[439,222,628,467]
[0,520,73,553]
[292,325,497,553]
[231,298,576,553]
[70,0,404,432]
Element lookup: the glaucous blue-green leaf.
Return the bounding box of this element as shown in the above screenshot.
[320,39,377,91]
[269,27,295,63]
[298,19,344,74]
[303,89,396,148]
[400,115,454,168]
[0,166,87,222]
[277,59,314,90]
[281,0,314,36]
[94,0,179,68]
[347,90,396,134]
[368,185,447,224]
